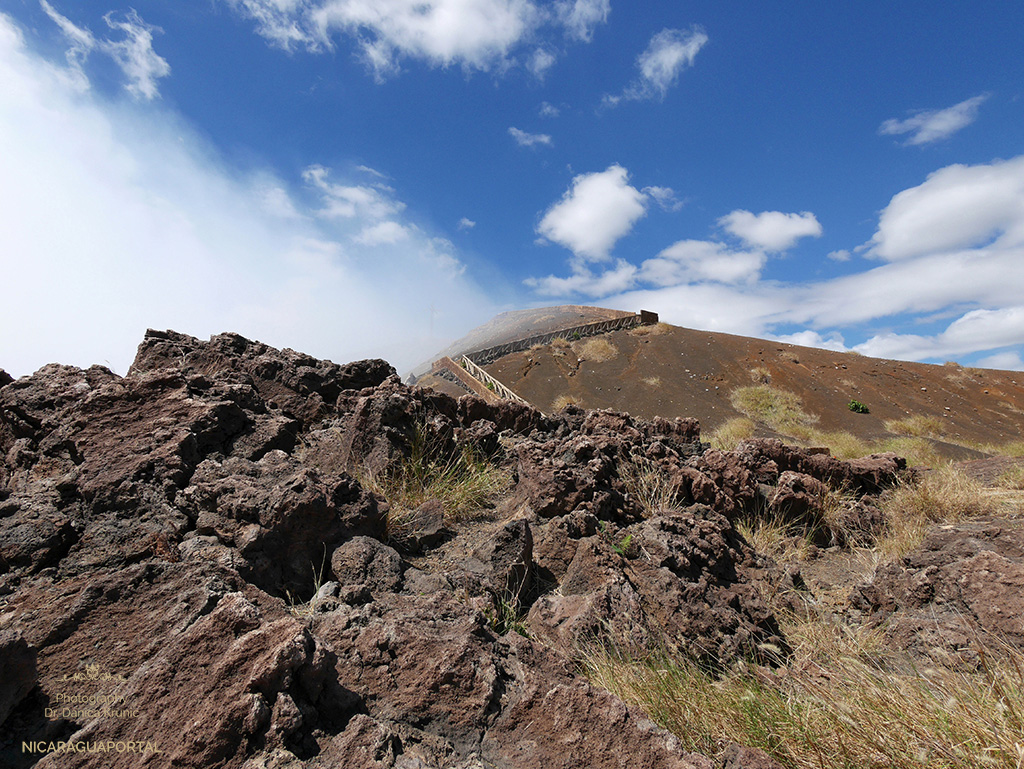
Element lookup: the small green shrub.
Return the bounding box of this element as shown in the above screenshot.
[847,400,869,414]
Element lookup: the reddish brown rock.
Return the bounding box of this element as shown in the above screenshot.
[851,518,1024,658]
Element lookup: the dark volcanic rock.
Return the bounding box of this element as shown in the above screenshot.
[851,518,1024,659]
[0,629,36,728]
[129,329,395,427]
[527,506,785,665]
[2,329,913,768]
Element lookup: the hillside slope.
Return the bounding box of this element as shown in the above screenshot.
[417,315,1024,459]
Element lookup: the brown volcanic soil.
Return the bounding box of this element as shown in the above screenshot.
[420,320,1024,458]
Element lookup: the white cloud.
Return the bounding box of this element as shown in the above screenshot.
[855,307,1024,361]
[642,185,683,212]
[605,27,708,105]
[555,0,610,42]
[525,260,637,297]
[40,2,170,100]
[640,240,764,286]
[976,350,1024,372]
[530,155,1024,366]
[539,101,560,118]
[527,47,556,78]
[0,10,494,377]
[302,164,406,220]
[771,330,847,352]
[354,220,410,245]
[827,249,851,262]
[536,164,648,261]
[457,217,476,230]
[719,209,822,252]
[880,94,989,146]
[230,0,546,79]
[867,155,1024,261]
[509,126,553,147]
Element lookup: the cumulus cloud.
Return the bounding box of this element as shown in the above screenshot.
[604,27,708,105]
[509,126,553,147]
[0,10,494,377]
[536,165,648,261]
[39,1,170,99]
[457,217,476,230]
[866,155,1024,261]
[880,94,989,146]
[555,0,610,42]
[529,155,1024,366]
[718,210,823,253]
[639,240,764,285]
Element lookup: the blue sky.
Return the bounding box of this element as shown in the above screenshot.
[2,0,1024,377]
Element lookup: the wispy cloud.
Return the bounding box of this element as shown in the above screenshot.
[641,185,683,212]
[539,101,560,118]
[555,0,610,42]
[880,94,989,146]
[457,217,476,230]
[40,1,169,99]
[226,0,606,81]
[509,126,553,148]
[604,27,708,106]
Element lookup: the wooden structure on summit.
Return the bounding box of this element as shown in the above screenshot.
[429,310,658,410]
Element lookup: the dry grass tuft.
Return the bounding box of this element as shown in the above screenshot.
[574,337,618,363]
[358,431,511,538]
[806,430,872,460]
[618,455,685,516]
[884,415,947,439]
[642,376,662,387]
[873,464,1002,560]
[551,393,583,412]
[708,417,757,451]
[997,464,1024,491]
[583,617,1024,769]
[629,322,670,336]
[730,385,818,439]
[749,367,772,384]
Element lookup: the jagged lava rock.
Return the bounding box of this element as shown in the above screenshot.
[0,329,913,768]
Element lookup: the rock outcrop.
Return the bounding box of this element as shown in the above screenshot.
[0,330,907,768]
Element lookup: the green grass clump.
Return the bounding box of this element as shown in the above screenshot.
[847,400,869,414]
[730,385,818,439]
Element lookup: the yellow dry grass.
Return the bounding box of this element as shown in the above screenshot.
[573,337,618,363]
[707,417,757,451]
[730,385,819,439]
